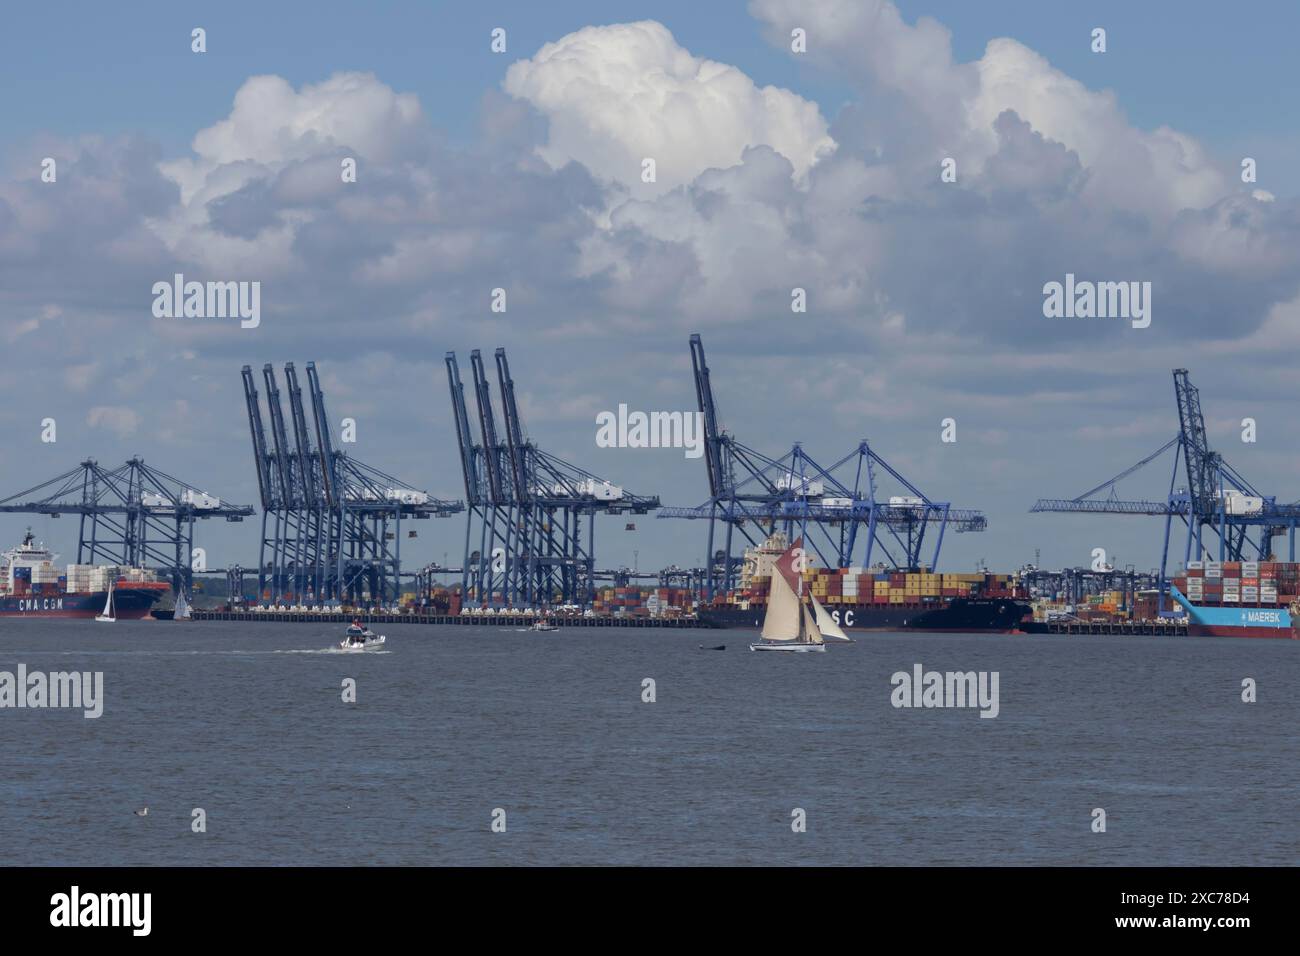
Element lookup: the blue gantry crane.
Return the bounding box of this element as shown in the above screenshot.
[659,334,987,598]
[1031,368,1300,602]
[242,361,462,608]
[445,347,659,608]
[0,457,252,592]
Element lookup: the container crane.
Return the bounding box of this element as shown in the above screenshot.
[660,334,986,599]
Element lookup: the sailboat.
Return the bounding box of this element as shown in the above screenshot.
[749,558,826,652]
[173,586,192,621]
[95,581,116,623]
[810,595,854,642]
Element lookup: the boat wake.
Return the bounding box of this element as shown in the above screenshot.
[276,647,393,655]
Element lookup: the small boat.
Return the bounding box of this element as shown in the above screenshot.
[699,644,726,651]
[530,620,559,632]
[340,620,386,650]
[95,582,117,623]
[173,586,192,622]
[750,540,826,652]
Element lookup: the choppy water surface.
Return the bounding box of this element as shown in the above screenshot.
[1,619,1295,865]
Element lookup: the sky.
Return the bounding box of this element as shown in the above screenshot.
[1,0,1299,580]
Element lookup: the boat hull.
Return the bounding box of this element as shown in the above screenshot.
[339,635,386,651]
[706,598,1031,633]
[749,641,827,652]
[0,587,165,620]
[1187,624,1299,639]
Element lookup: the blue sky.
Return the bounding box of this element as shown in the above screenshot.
[5,1,1296,192]
[1,1,1299,579]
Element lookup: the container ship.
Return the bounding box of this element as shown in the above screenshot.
[0,529,168,619]
[698,534,1030,633]
[1168,560,1300,638]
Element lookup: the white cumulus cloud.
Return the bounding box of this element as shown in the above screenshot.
[504,20,835,196]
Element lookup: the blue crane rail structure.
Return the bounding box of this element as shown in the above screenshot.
[0,457,253,592]
[659,334,986,598]
[445,347,659,608]
[1030,368,1300,601]
[242,361,462,608]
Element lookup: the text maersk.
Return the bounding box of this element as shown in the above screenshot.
[1243,610,1282,624]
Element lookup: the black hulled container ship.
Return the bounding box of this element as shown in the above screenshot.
[0,529,167,619]
[698,534,1031,633]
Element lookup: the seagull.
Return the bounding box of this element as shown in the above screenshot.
[134,807,149,817]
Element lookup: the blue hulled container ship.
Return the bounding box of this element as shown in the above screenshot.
[0,529,167,619]
[1169,583,1297,639]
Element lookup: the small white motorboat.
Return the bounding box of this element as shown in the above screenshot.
[530,620,559,632]
[340,620,386,650]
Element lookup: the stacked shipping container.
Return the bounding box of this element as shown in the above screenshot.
[589,586,697,618]
[1174,560,1297,607]
[732,568,1023,608]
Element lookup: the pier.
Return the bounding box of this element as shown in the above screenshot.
[1041,620,1187,636]
[190,609,712,628]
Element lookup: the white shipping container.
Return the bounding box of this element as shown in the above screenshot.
[1223,492,1263,516]
[776,474,823,497]
[888,496,924,507]
[182,489,222,509]
[1186,561,1204,570]
[569,479,623,501]
[1223,594,1240,602]
[1205,568,1223,578]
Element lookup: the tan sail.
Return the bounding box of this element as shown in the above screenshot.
[761,565,802,641]
[801,604,825,644]
[810,595,851,641]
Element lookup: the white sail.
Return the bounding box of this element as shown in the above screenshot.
[174,587,191,621]
[801,604,825,644]
[96,581,116,622]
[761,567,802,641]
[811,596,851,641]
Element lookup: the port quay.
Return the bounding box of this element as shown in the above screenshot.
[0,349,1289,639]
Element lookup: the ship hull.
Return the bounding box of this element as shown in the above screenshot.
[1168,584,1298,639]
[700,598,1031,633]
[0,588,165,620]
[1187,624,1299,639]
